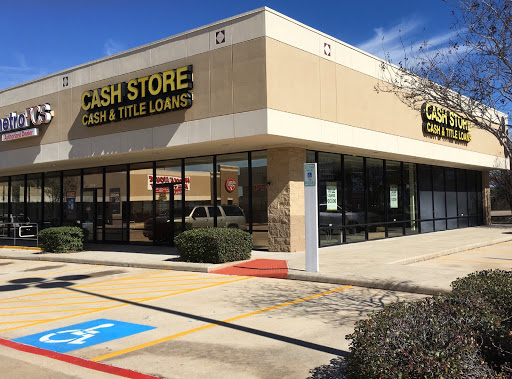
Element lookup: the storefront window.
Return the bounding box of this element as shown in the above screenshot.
[44,172,61,228]
[386,161,403,238]
[63,170,80,227]
[0,178,9,235]
[457,169,468,228]
[418,165,434,233]
[445,168,458,230]
[344,156,365,243]
[317,152,342,247]
[27,174,43,227]
[83,168,103,242]
[129,163,154,244]
[433,166,446,231]
[184,156,214,231]
[216,153,249,231]
[404,163,418,235]
[10,175,25,223]
[367,158,385,240]
[467,170,478,226]
[251,151,268,250]
[105,166,127,241]
[155,160,183,244]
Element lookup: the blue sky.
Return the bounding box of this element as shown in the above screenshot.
[0,0,454,90]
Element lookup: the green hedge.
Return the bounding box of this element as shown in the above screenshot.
[346,269,512,378]
[174,228,252,263]
[39,227,84,253]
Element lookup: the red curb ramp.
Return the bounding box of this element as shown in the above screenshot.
[211,259,288,278]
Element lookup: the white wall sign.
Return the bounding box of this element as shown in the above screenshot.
[390,184,398,209]
[326,182,338,211]
[1,128,39,141]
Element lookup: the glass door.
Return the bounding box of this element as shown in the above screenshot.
[82,189,103,242]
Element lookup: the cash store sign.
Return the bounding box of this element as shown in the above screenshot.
[81,65,193,127]
[421,102,471,143]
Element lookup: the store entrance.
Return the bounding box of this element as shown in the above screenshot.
[154,182,181,246]
[82,188,103,242]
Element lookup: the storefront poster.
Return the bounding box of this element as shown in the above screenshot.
[326,182,338,211]
[390,185,398,209]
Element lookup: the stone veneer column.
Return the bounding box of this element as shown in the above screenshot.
[267,147,306,252]
[482,171,491,225]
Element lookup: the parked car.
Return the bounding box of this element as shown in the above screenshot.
[143,205,246,241]
[319,204,381,234]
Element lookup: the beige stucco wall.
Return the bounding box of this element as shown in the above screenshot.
[0,37,266,156]
[265,37,505,160]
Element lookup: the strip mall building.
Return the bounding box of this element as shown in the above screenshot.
[0,8,508,252]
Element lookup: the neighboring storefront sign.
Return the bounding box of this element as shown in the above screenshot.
[66,191,76,211]
[81,65,193,127]
[1,103,52,141]
[225,178,237,193]
[421,102,472,143]
[390,185,398,209]
[326,182,338,211]
[147,175,190,194]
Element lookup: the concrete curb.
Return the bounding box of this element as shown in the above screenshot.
[388,235,512,265]
[287,271,448,296]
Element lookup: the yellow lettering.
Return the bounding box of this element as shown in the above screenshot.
[172,95,180,109]
[155,98,163,112]
[81,91,92,111]
[100,86,110,107]
[90,89,101,109]
[162,70,175,92]
[164,97,172,110]
[180,93,190,107]
[139,102,146,115]
[149,74,162,96]
[110,83,123,105]
[176,66,192,90]
[137,76,149,98]
[127,79,138,101]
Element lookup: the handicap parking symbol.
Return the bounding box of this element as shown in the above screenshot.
[14,319,155,353]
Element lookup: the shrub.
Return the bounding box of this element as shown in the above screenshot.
[346,295,497,378]
[450,269,512,375]
[174,227,252,263]
[39,227,84,253]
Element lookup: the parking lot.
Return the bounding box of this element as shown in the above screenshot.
[0,259,424,378]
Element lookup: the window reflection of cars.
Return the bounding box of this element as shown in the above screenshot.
[319,204,380,234]
[143,205,246,241]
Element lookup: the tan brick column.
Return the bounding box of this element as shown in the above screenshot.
[482,171,491,225]
[267,147,306,252]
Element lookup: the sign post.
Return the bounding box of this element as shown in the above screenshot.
[304,163,319,272]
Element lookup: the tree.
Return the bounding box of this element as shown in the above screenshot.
[490,169,512,210]
[378,0,512,157]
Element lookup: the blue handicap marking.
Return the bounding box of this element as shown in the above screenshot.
[13,319,155,353]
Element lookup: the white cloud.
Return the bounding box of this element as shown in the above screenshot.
[0,54,48,90]
[104,38,124,56]
[356,17,460,64]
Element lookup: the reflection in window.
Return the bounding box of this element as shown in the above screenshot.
[404,163,418,235]
[63,171,80,227]
[386,161,403,238]
[130,163,154,243]
[105,166,127,242]
[27,174,43,227]
[318,152,342,247]
[155,160,183,244]
[44,172,61,228]
[251,151,268,250]
[344,156,365,243]
[10,176,25,223]
[185,157,213,230]
[367,158,385,240]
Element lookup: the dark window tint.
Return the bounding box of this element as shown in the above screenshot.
[192,207,207,218]
[222,205,244,216]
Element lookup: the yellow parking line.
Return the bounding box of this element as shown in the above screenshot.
[102,274,198,282]
[0,297,150,310]
[0,265,102,284]
[0,269,168,303]
[92,285,352,362]
[436,258,512,265]
[79,276,241,286]
[55,281,243,292]
[0,276,251,333]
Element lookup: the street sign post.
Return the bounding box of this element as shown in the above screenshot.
[304,163,319,272]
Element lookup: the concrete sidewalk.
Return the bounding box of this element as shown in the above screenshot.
[1,226,512,295]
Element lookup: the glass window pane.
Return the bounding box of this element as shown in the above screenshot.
[344,156,365,243]
[367,158,385,240]
[129,163,154,243]
[252,151,268,250]
[10,175,25,223]
[44,172,61,228]
[0,178,9,240]
[83,168,103,242]
[445,168,458,229]
[433,166,446,231]
[457,169,468,227]
[318,152,342,247]
[404,163,418,235]
[185,157,214,232]
[27,174,43,227]
[467,170,477,227]
[386,161,402,222]
[63,170,80,227]
[418,165,433,233]
[216,153,249,231]
[105,166,127,241]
